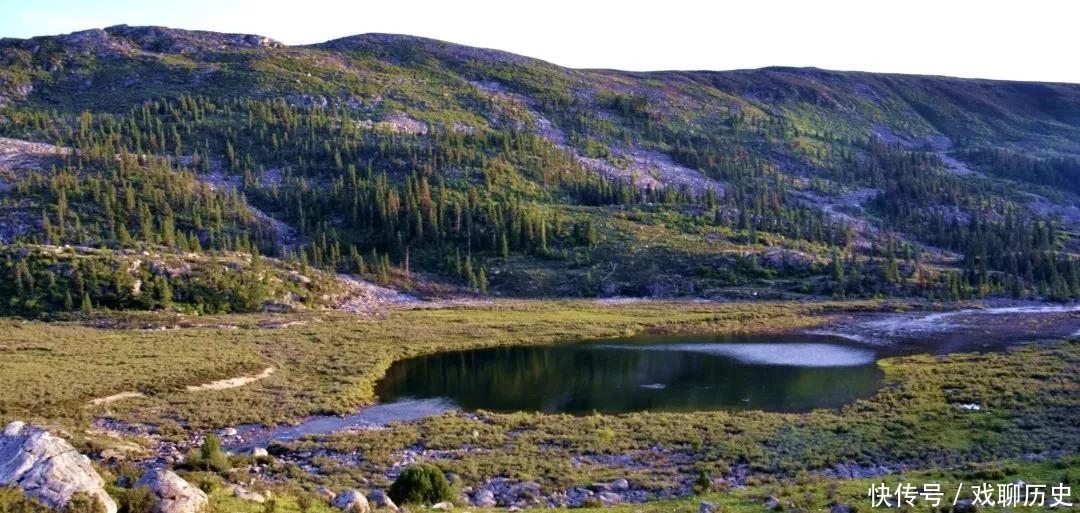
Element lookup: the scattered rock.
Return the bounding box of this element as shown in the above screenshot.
[598,492,622,505]
[376,113,428,135]
[764,496,781,510]
[98,441,150,461]
[317,486,337,502]
[562,487,594,508]
[507,481,542,506]
[368,489,398,511]
[135,469,209,513]
[432,501,454,510]
[287,271,312,285]
[233,487,267,503]
[700,500,717,513]
[0,421,118,513]
[954,499,977,513]
[333,489,371,513]
[472,489,497,508]
[611,479,629,492]
[220,428,239,437]
[830,505,852,513]
[250,447,269,458]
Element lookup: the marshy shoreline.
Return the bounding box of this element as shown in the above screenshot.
[67,299,1080,511]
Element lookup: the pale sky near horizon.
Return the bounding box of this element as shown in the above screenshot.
[0,0,1075,83]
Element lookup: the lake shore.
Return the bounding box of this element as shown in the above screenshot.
[37,299,1075,511]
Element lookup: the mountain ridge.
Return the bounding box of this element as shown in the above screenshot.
[0,25,1078,312]
[9,25,1080,84]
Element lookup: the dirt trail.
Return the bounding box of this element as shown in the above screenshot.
[87,366,277,405]
[87,391,145,406]
[186,367,275,392]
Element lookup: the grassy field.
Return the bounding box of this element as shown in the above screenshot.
[197,456,1080,513]
[0,300,872,429]
[0,299,1077,512]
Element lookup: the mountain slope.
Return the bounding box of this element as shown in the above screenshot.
[0,25,1078,309]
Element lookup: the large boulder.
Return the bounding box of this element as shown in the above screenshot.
[597,492,622,506]
[232,485,267,503]
[368,489,398,511]
[471,489,497,508]
[0,421,117,513]
[134,469,209,513]
[333,489,371,513]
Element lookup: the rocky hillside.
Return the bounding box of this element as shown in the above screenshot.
[1,25,1078,306]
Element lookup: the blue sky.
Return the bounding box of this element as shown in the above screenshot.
[0,0,1074,83]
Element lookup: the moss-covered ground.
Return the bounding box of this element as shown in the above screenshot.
[0,300,1076,511]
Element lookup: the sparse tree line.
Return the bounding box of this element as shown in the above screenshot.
[0,91,1077,310]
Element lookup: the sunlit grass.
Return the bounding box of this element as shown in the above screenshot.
[0,300,855,428]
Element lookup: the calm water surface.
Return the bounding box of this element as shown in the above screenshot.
[374,334,883,414]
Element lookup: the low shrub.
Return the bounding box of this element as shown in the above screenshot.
[63,492,106,513]
[118,487,155,513]
[388,464,454,505]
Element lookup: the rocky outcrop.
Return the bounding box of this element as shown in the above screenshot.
[0,421,117,513]
[134,469,209,513]
[471,489,496,507]
[232,485,268,503]
[317,486,337,502]
[104,25,284,53]
[597,492,622,505]
[333,489,371,513]
[367,489,398,511]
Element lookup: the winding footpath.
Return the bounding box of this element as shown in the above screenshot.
[86,367,277,407]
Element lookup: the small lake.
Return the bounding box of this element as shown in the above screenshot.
[228,304,1079,447]
[374,334,883,414]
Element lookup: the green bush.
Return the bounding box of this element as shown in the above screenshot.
[63,492,106,513]
[197,475,221,494]
[185,434,231,472]
[113,461,142,488]
[296,493,316,513]
[0,487,48,512]
[387,464,454,506]
[119,487,155,513]
[693,470,711,495]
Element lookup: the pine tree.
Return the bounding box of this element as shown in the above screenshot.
[155,275,174,309]
[477,266,488,294]
[351,245,365,274]
[464,256,475,289]
[80,292,93,314]
[830,252,845,282]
